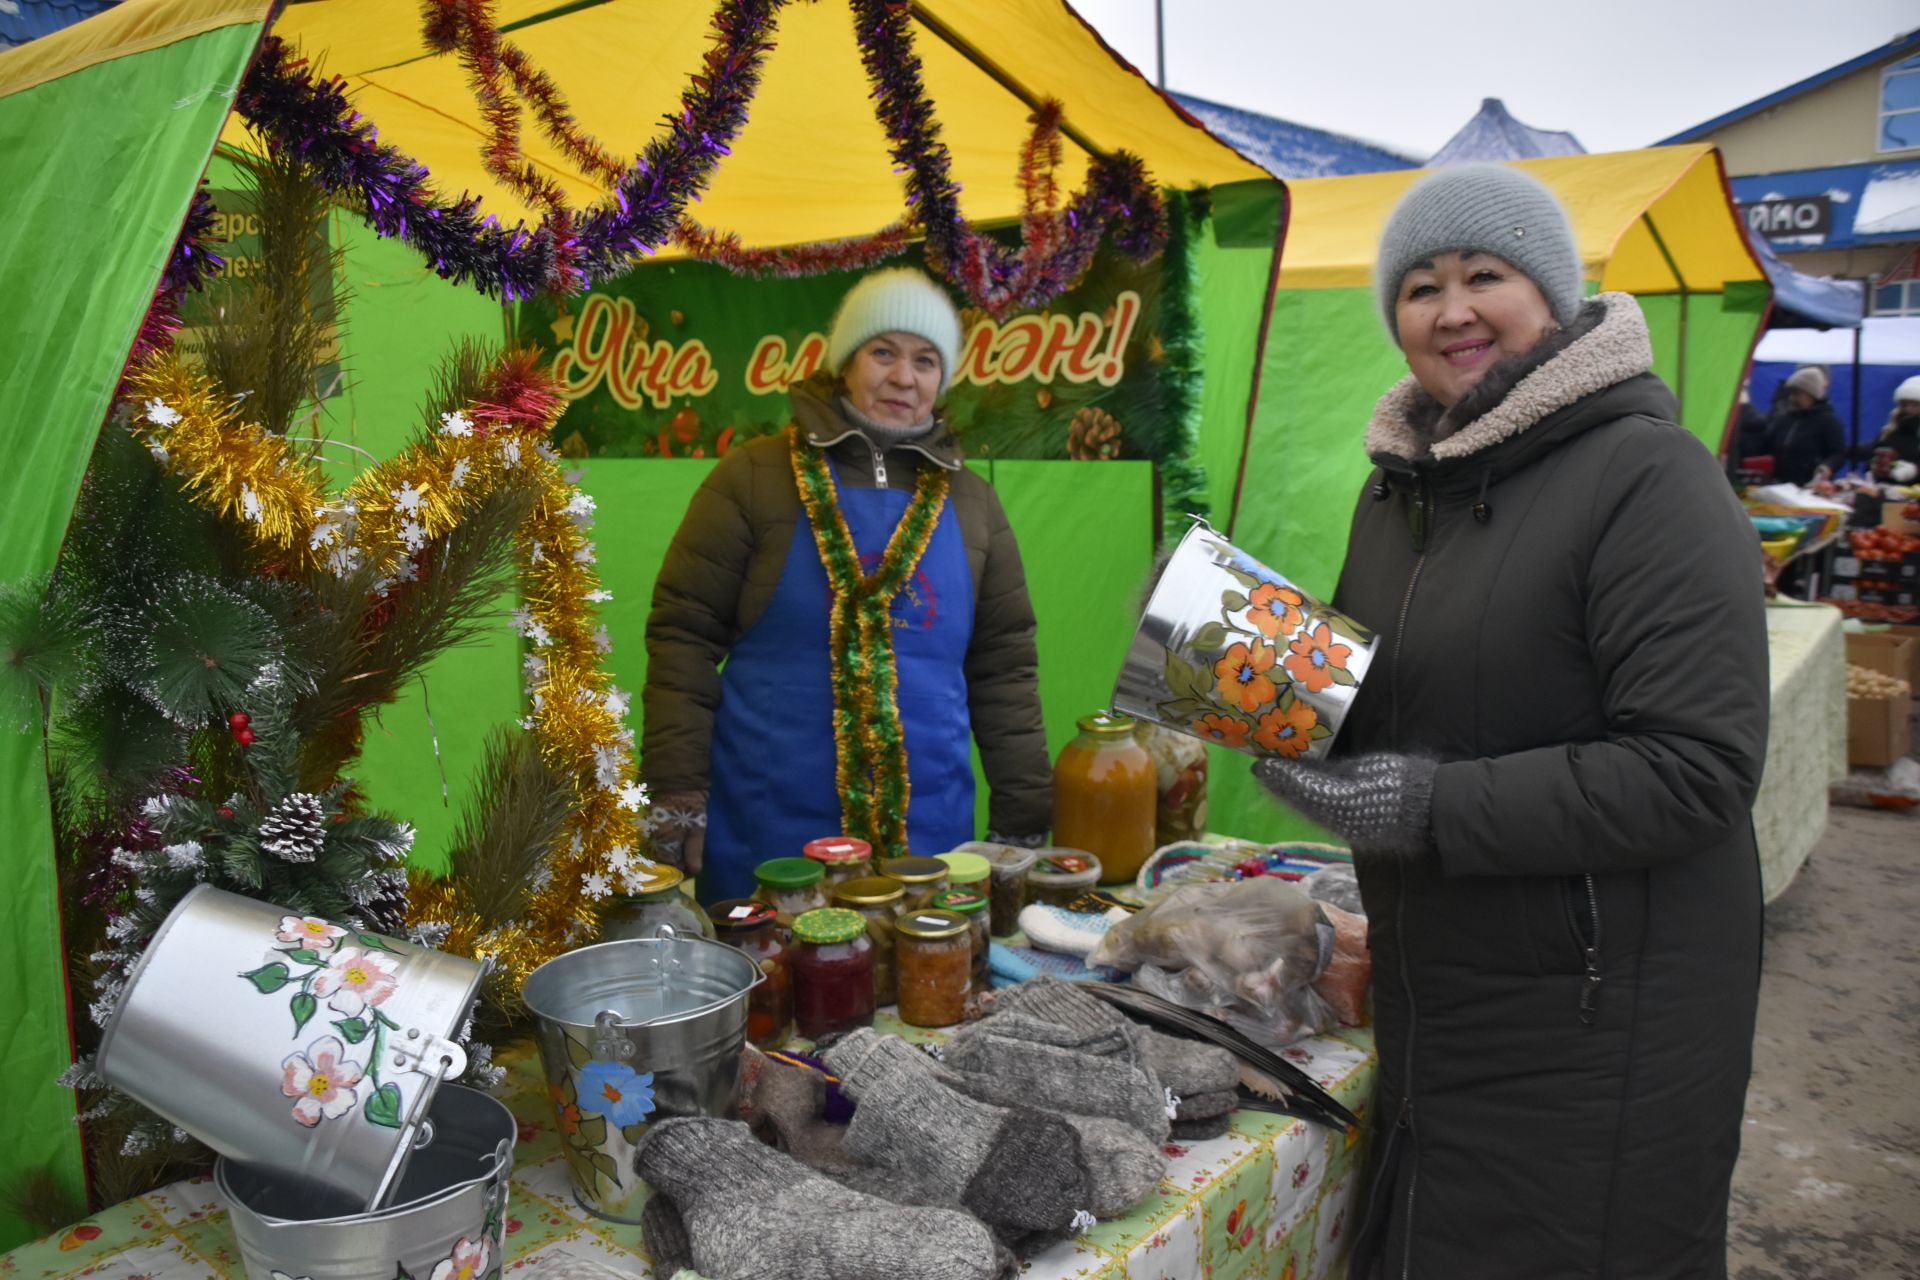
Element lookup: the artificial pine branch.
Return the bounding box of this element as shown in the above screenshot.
[438,726,570,927]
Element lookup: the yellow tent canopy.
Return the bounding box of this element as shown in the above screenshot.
[222,0,1269,250]
[1278,145,1763,295]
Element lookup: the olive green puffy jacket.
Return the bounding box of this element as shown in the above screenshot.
[640,374,1052,838]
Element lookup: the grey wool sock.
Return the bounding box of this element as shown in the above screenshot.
[640,1191,695,1277]
[988,978,1241,1120]
[1169,1109,1235,1141]
[821,1028,1095,1250]
[633,1117,1012,1280]
[736,1045,858,1174]
[942,1012,1172,1143]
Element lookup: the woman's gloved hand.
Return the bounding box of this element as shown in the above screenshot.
[646,791,708,874]
[1251,753,1437,860]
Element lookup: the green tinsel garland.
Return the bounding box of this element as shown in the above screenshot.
[789,428,950,856]
[1158,187,1210,544]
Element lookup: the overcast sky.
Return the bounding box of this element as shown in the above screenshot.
[1069,0,1919,158]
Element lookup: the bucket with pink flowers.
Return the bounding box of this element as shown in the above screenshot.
[96,883,487,1213]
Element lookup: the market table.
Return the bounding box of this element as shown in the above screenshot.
[1754,599,1848,901]
[1,1015,1376,1280]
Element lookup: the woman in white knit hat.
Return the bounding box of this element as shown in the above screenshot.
[1761,363,1848,484]
[1871,374,1920,473]
[1251,164,1767,1279]
[641,267,1050,903]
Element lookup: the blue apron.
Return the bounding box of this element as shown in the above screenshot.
[700,456,976,905]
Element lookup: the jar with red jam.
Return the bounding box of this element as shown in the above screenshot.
[708,898,794,1049]
[789,908,876,1040]
[802,836,874,893]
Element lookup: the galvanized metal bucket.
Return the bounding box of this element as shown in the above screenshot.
[218,1084,514,1280]
[521,925,763,1223]
[1114,520,1378,762]
[98,884,484,1212]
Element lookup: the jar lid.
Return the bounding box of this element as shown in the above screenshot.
[622,864,684,895]
[754,856,825,889]
[792,907,867,944]
[935,852,991,884]
[708,899,778,933]
[879,855,950,884]
[1032,850,1102,879]
[832,876,907,907]
[895,908,971,940]
[956,841,1039,873]
[1075,711,1136,737]
[932,889,987,915]
[803,836,873,864]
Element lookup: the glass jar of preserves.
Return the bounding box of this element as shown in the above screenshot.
[932,888,991,989]
[790,908,876,1040]
[830,875,906,1005]
[708,898,794,1048]
[878,855,951,910]
[597,866,716,941]
[802,836,874,893]
[1134,719,1210,847]
[957,841,1039,937]
[1051,712,1156,884]
[935,851,991,890]
[894,908,972,1028]
[1028,850,1103,908]
[753,857,828,925]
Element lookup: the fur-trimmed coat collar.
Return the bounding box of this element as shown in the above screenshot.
[1364,292,1654,466]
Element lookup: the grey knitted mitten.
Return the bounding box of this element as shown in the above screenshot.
[1252,752,1437,857]
[633,1117,1011,1280]
[988,978,1241,1120]
[639,1191,695,1277]
[942,1012,1171,1143]
[821,1029,1094,1250]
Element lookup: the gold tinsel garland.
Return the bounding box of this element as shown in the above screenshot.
[122,352,651,1010]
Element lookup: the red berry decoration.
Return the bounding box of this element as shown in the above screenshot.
[217,806,236,819]
[228,711,251,730]
[235,727,256,747]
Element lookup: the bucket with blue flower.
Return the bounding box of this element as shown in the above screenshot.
[521,925,764,1222]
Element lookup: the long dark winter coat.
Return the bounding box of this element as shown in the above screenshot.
[641,373,1052,838]
[1332,294,1768,1279]
[1761,397,1846,484]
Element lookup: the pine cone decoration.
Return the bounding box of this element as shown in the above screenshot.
[259,792,326,863]
[1068,406,1124,460]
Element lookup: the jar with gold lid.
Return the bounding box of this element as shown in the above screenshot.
[597,865,716,941]
[1051,712,1156,884]
[932,888,990,989]
[830,875,907,1005]
[878,855,951,910]
[894,908,972,1028]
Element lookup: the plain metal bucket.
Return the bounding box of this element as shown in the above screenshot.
[1114,520,1378,762]
[218,1085,514,1280]
[521,925,763,1223]
[98,884,484,1212]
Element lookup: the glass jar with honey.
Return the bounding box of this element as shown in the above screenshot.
[1051,712,1157,884]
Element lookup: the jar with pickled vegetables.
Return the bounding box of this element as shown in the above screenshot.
[894,908,972,1028]
[932,888,990,989]
[803,836,874,893]
[1051,712,1156,883]
[708,898,793,1048]
[597,866,716,941]
[829,875,906,1005]
[878,855,950,910]
[753,857,828,925]
[790,908,876,1039]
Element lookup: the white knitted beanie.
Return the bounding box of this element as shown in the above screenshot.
[1783,366,1829,400]
[1375,164,1583,346]
[1893,375,1920,406]
[826,267,964,391]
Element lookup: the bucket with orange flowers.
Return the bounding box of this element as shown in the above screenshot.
[1112,520,1376,761]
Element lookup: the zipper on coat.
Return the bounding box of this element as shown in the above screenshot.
[1400,1099,1419,1280]
[867,438,889,487]
[1386,485,1429,1275]
[1566,873,1604,1024]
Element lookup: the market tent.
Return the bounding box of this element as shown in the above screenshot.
[1428,97,1586,165]
[1752,316,1920,450]
[1199,146,1772,841]
[0,0,1283,1244]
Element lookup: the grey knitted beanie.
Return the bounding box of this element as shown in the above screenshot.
[1375,164,1582,345]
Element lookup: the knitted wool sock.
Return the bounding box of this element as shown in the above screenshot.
[821,1029,1094,1249]
[941,1012,1172,1143]
[735,1046,858,1174]
[989,978,1241,1115]
[1169,1109,1234,1141]
[640,1191,695,1277]
[916,1051,1167,1217]
[633,1117,1012,1280]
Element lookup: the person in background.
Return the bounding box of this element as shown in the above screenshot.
[1762,364,1847,484]
[1251,165,1767,1279]
[641,268,1051,903]
[1869,375,1920,472]
[1731,380,1769,460]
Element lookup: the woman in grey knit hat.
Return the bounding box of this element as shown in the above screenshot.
[1254,165,1766,1279]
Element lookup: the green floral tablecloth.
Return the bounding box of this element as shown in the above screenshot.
[1,1015,1375,1280]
